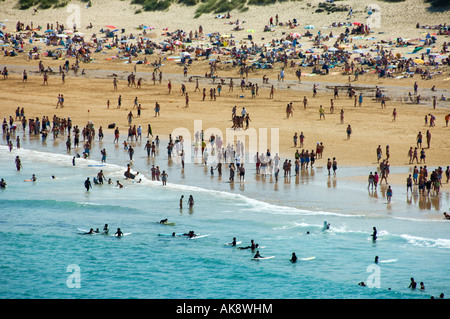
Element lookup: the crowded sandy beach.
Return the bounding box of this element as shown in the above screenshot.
[1,0,449,191]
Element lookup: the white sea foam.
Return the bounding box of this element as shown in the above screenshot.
[400,234,450,249]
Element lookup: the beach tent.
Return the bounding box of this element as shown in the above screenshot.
[304,25,315,29]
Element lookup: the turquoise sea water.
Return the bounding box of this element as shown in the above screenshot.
[1,132,449,299]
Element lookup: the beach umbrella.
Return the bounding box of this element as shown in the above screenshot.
[63,30,73,34]
[45,29,54,33]
[304,25,315,29]
[173,40,183,46]
[105,25,117,29]
[414,58,425,64]
[328,47,339,52]
[283,40,292,45]
[353,22,362,26]
[290,32,301,38]
[56,34,68,38]
[246,29,255,33]
[352,49,364,54]
[180,52,191,57]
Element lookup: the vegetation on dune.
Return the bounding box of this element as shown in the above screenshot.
[14,0,449,15]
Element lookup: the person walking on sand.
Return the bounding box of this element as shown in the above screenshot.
[387,186,392,203]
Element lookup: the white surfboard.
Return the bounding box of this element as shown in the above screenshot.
[111,232,131,237]
[225,241,242,246]
[379,258,398,263]
[251,256,275,260]
[300,256,316,261]
[189,234,210,239]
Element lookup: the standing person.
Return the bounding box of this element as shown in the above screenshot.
[128,145,134,161]
[386,185,393,203]
[15,156,22,171]
[371,227,377,241]
[332,157,337,175]
[327,158,332,176]
[416,132,422,148]
[161,171,168,186]
[346,125,352,139]
[406,174,413,193]
[101,148,107,163]
[377,145,383,163]
[127,111,133,125]
[168,80,172,94]
[179,195,184,210]
[239,164,245,182]
[392,108,397,122]
[84,177,92,192]
[319,105,325,120]
[358,93,363,107]
[117,95,122,109]
[154,102,160,117]
[147,123,153,137]
[426,130,431,149]
[113,126,120,144]
[368,172,374,190]
[144,140,151,157]
[340,109,344,124]
[188,195,194,209]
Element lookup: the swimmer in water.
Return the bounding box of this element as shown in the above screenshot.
[290,252,298,263]
[115,228,123,238]
[253,250,262,259]
[371,227,377,241]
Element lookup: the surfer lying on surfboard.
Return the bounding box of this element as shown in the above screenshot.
[254,251,263,259]
[183,231,197,238]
